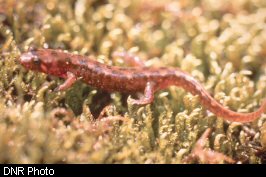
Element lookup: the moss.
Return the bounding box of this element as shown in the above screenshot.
[0,0,266,163]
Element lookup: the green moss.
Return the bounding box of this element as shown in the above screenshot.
[0,0,266,163]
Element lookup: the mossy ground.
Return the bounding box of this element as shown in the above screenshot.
[0,0,266,163]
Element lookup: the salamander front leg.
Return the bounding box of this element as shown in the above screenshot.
[55,72,77,91]
[128,82,155,105]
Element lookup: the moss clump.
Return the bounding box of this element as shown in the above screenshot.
[0,0,266,163]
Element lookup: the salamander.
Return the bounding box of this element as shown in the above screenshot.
[19,49,266,123]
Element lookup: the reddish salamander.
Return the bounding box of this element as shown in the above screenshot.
[19,49,266,123]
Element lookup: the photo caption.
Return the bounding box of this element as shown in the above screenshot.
[2,166,55,176]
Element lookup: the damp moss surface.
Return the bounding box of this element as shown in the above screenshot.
[0,0,266,164]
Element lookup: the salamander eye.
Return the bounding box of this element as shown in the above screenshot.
[33,57,41,65]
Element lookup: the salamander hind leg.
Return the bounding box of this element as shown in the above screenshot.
[128,82,155,105]
[55,72,77,91]
[112,51,145,67]
[184,128,235,164]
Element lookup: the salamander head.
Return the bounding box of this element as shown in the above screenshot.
[19,51,43,71]
[19,49,68,77]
